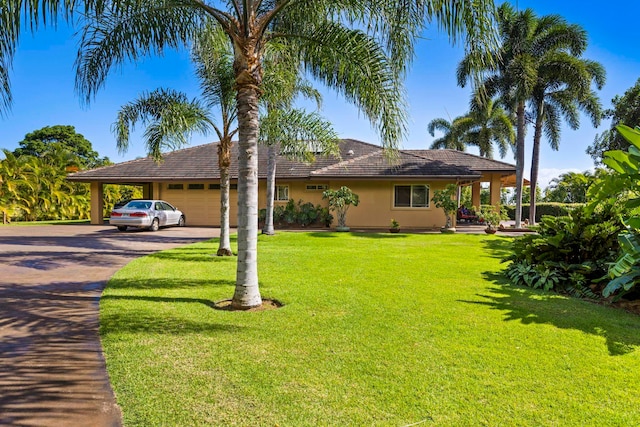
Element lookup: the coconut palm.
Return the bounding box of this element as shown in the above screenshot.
[4,0,498,308]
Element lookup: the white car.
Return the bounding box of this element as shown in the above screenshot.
[109,199,185,231]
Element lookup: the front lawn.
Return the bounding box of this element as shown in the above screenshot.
[101,232,640,426]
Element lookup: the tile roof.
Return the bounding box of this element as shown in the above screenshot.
[407,149,516,172]
[67,140,515,183]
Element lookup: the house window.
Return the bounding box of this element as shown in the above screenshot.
[167,183,183,190]
[306,184,329,191]
[188,183,205,190]
[394,185,429,208]
[275,185,289,201]
[209,183,238,190]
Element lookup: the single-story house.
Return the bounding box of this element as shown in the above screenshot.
[67,139,516,229]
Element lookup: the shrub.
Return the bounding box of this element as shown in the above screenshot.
[259,200,332,228]
[503,201,625,298]
[504,203,582,221]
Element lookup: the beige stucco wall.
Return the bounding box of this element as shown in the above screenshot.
[99,177,501,228]
[261,179,451,229]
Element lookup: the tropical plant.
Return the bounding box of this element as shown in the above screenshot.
[458,3,532,228]
[587,78,640,164]
[4,0,498,309]
[588,124,640,298]
[504,201,625,297]
[478,205,507,230]
[259,199,331,228]
[431,183,458,229]
[322,186,360,230]
[113,27,236,256]
[543,170,600,203]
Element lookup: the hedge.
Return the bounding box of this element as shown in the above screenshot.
[505,203,583,222]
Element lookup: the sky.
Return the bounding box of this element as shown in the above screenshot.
[2,1,639,189]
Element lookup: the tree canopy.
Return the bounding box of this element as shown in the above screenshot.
[13,125,109,169]
[587,78,640,164]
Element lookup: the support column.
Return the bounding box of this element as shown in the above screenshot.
[153,182,161,199]
[490,174,501,210]
[471,181,481,209]
[90,182,104,225]
[142,183,152,199]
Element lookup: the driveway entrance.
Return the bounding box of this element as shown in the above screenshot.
[0,224,219,427]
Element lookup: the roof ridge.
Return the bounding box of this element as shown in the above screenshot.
[311,149,382,174]
[407,148,515,168]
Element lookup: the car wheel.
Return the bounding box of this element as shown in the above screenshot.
[178,216,186,227]
[149,218,159,232]
[117,225,127,232]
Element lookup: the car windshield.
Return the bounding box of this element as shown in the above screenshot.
[125,201,152,209]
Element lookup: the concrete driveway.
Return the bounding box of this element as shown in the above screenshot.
[0,224,220,427]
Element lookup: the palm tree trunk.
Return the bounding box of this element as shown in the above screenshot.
[232,78,262,309]
[217,139,233,256]
[530,105,544,226]
[262,144,277,235]
[514,101,526,228]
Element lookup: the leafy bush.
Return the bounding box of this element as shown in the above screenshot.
[588,124,640,299]
[503,201,625,298]
[259,199,332,228]
[504,203,582,221]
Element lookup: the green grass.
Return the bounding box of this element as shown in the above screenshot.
[101,232,640,426]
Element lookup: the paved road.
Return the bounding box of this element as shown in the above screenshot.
[0,224,219,427]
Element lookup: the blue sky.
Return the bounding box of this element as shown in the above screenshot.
[2,1,639,188]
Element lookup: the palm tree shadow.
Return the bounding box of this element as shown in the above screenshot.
[463,271,640,356]
[100,294,243,335]
[481,237,515,260]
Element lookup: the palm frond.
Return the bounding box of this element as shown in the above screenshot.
[75,0,205,104]
[112,88,213,161]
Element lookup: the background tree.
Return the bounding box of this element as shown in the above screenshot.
[14,125,109,168]
[458,4,603,227]
[456,96,514,158]
[587,78,640,164]
[543,170,599,203]
[114,27,237,256]
[427,116,468,151]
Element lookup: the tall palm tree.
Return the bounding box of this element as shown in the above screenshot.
[114,27,237,256]
[259,45,338,235]
[4,1,498,309]
[458,4,541,227]
[528,50,604,224]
